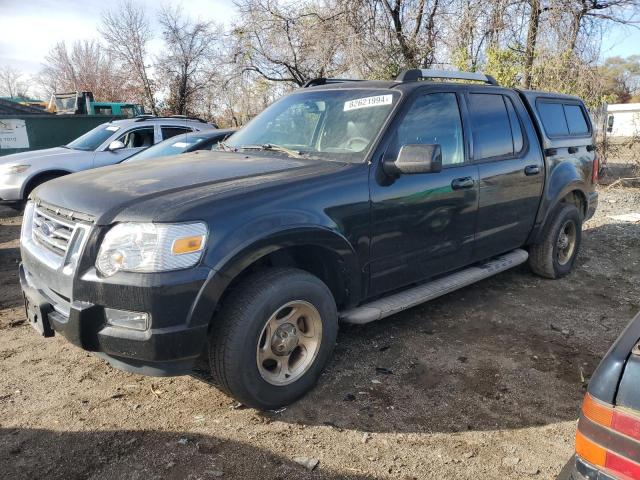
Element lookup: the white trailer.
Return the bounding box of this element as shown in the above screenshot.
[606,103,640,139]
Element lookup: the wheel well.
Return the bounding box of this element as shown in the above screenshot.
[220,245,352,312]
[24,170,70,198]
[561,190,587,218]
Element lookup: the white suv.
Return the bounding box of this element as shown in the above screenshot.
[0,116,216,203]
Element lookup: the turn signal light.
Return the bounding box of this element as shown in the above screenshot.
[582,393,613,427]
[576,430,607,467]
[172,235,205,255]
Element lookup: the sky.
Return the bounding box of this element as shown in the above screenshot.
[0,0,637,78]
[0,0,237,74]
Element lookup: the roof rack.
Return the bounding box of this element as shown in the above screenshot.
[396,69,499,86]
[303,78,364,88]
[133,115,208,123]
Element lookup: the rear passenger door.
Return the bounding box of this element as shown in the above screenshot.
[466,89,544,260]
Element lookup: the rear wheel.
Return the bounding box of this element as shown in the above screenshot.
[208,268,338,410]
[529,204,582,279]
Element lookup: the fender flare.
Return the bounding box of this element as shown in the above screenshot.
[532,180,588,244]
[189,226,362,328]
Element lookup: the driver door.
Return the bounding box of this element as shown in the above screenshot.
[93,126,156,167]
[368,90,479,298]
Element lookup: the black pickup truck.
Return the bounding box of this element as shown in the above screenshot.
[19,69,599,409]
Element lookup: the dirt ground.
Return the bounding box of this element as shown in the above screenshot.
[1,163,639,480]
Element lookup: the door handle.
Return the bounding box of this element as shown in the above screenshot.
[524,165,540,176]
[568,146,579,154]
[451,177,475,190]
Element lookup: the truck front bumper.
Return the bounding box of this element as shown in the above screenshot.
[19,262,212,376]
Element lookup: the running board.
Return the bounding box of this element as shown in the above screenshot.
[340,249,529,325]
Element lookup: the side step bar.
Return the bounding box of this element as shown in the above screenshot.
[340,249,529,325]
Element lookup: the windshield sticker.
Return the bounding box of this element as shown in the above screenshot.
[172,142,188,148]
[106,126,120,132]
[344,94,393,112]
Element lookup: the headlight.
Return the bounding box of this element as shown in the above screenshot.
[0,164,30,174]
[96,222,208,277]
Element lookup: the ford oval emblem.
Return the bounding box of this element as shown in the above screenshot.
[41,221,56,237]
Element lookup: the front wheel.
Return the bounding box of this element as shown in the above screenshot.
[529,204,583,279]
[208,268,338,410]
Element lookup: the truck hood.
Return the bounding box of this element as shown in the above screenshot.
[0,147,90,166]
[33,151,344,224]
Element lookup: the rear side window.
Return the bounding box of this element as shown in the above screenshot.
[162,126,192,140]
[468,93,514,160]
[537,102,569,136]
[564,105,589,135]
[537,101,590,137]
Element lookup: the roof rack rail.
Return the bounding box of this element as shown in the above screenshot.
[134,115,208,123]
[396,69,499,86]
[303,78,364,88]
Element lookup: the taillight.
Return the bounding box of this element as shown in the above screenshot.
[576,394,640,478]
[592,154,600,184]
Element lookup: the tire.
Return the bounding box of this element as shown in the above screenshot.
[208,267,338,410]
[529,203,583,279]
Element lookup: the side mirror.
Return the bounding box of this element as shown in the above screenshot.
[107,140,126,151]
[384,144,442,175]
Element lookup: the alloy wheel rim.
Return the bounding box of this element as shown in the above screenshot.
[256,300,323,386]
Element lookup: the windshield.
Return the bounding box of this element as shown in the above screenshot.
[124,134,211,163]
[66,125,120,151]
[226,89,400,163]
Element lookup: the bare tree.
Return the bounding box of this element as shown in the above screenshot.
[156,7,220,115]
[561,0,640,53]
[522,0,541,88]
[232,0,348,86]
[39,40,129,101]
[99,0,157,114]
[337,0,445,77]
[380,0,442,68]
[0,66,31,98]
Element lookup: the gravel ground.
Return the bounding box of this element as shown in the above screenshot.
[1,170,639,480]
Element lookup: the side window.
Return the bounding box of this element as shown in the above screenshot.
[468,93,513,160]
[505,97,524,153]
[120,106,135,118]
[390,92,464,166]
[117,127,155,148]
[537,101,591,137]
[537,102,569,136]
[564,104,589,135]
[94,106,113,115]
[162,126,191,140]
